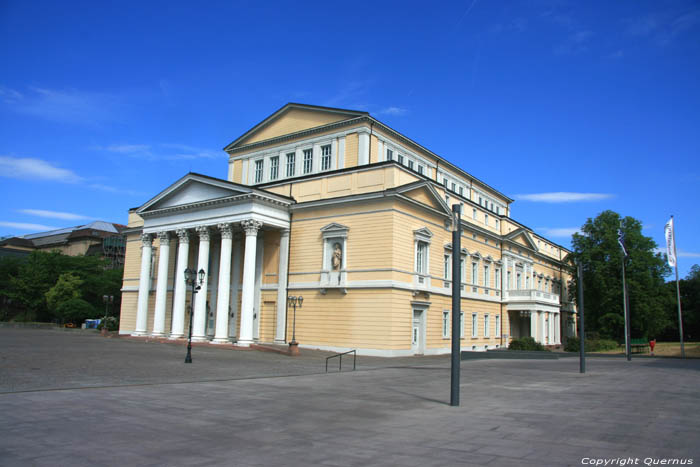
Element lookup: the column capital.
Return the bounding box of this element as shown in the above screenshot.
[157,231,171,246]
[241,219,263,236]
[218,223,234,239]
[141,233,153,246]
[176,228,190,244]
[280,228,290,238]
[196,225,210,241]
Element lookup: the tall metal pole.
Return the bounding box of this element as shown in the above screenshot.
[450,204,461,407]
[185,282,195,363]
[671,216,685,358]
[577,260,585,374]
[621,257,631,361]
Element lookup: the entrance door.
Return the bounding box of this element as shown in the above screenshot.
[411,310,424,355]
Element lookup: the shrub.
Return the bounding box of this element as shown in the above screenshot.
[56,298,95,325]
[564,336,620,352]
[97,316,119,331]
[509,336,547,351]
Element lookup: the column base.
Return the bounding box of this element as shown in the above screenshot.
[168,334,185,340]
[191,336,210,343]
[211,337,232,345]
[131,331,149,337]
[274,339,287,344]
[236,339,253,347]
[151,332,166,338]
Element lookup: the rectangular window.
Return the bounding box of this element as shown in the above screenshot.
[517,273,522,290]
[479,196,482,206]
[417,165,424,175]
[507,271,512,289]
[495,315,501,337]
[451,182,456,192]
[484,265,490,287]
[473,208,477,220]
[321,145,331,171]
[459,186,463,196]
[484,214,489,226]
[444,254,451,280]
[387,149,393,161]
[303,149,313,174]
[397,154,404,165]
[286,152,295,177]
[472,313,478,338]
[269,156,279,180]
[495,269,501,289]
[484,314,490,337]
[495,219,500,230]
[443,177,448,187]
[416,242,427,275]
[254,159,264,183]
[442,311,449,338]
[472,262,478,285]
[408,160,414,170]
[496,206,500,215]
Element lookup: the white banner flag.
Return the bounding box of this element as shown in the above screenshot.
[664,217,676,268]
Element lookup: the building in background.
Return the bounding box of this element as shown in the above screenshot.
[119,103,576,355]
[0,221,127,267]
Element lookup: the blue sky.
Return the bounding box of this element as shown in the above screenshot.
[1,0,699,278]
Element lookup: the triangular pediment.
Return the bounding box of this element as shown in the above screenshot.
[320,222,349,233]
[137,173,252,213]
[395,182,452,217]
[225,103,368,150]
[505,228,539,251]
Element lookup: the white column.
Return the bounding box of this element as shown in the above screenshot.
[555,313,561,344]
[169,229,190,339]
[238,219,262,346]
[229,235,242,339]
[192,226,211,342]
[275,229,290,343]
[358,131,369,165]
[133,233,153,336]
[530,311,538,342]
[151,231,171,337]
[212,223,233,344]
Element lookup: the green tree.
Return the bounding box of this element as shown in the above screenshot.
[663,264,700,341]
[45,272,83,314]
[571,210,672,340]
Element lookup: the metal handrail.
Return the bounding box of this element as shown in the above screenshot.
[325,350,356,373]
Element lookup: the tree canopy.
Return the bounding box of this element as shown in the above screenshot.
[571,210,672,340]
[0,250,122,323]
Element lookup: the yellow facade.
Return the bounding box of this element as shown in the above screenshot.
[119,103,575,355]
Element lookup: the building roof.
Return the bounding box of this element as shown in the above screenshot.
[0,221,126,249]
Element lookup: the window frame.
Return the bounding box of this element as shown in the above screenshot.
[303,148,313,174]
[286,152,296,177]
[269,155,279,181]
[254,159,264,184]
[320,144,332,171]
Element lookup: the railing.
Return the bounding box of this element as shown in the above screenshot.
[504,289,559,304]
[325,349,356,373]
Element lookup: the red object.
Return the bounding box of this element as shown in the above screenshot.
[649,339,656,352]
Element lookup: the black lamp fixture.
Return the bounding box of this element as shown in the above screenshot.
[184,267,205,363]
[102,295,114,333]
[287,295,303,345]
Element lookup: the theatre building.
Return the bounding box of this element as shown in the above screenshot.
[119,103,576,356]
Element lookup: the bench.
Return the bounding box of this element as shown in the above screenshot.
[630,338,648,353]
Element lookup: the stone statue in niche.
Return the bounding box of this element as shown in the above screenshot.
[332,242,342,270]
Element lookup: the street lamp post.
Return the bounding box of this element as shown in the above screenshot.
[287,295,303,356]
[101,295,113,336]
[184,268,205,364]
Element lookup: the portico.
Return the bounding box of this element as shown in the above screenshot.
[130,173,293,346]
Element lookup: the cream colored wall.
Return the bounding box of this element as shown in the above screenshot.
[128,212,144,228]
[345,132,358,168]
[242,108,354,145]
[230,160,243,184]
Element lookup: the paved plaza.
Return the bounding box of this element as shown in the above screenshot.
[0,328,698,466]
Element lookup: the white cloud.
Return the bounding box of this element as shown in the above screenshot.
[378,107,408,116]
[0,221,59,232]
[96,143,222,160]
[18,209,91,221]
[515,192,614,203]
[88,183,145,197]
[1,86,122,125]
[678,249,700,259]
[537,227,581,238]
[0,156,83,183]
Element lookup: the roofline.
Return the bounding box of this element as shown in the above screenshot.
[223,103,369,151]
[225,112,514,203]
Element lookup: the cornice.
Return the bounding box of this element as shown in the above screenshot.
[140,192,291,219]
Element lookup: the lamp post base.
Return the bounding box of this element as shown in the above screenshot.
[288,341,300,356]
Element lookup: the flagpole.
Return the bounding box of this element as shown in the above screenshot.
[621,254,631,361]
[671,215,685,359]
[620,220,631,361]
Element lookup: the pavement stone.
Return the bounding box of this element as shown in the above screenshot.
[0,328,699,466]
